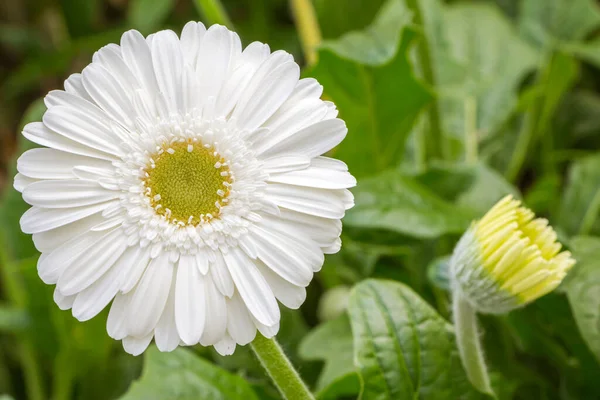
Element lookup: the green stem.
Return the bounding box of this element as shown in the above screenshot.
[193,0,234,29]
[405,0,444,161]
[453,291,495,397]
[250,334,315,400]
[290,0,322,66]
[464,97,478,165]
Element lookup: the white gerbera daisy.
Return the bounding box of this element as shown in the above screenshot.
[15,22,355,356]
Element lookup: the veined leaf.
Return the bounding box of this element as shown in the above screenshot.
[348,279,483,399]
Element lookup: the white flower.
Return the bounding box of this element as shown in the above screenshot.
[15,22,355,356]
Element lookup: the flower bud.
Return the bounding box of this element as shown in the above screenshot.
[450,195,575,314]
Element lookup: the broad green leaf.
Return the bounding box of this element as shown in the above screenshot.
[308,0,432,177]
[119,346,258,400]
[129,0,175,34]
[314,0,386,39]
[519,0,600,51]
[345,169,473,239]
[430,3,539,141]
[319,0,411,66]
[348,279,482,399]
[298,314,360,399]
[557,154,600,237]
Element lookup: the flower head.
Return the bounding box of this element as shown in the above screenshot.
[16,22,355,356]
[450,195,575,314]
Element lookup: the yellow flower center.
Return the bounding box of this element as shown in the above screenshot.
[144,141,232,225]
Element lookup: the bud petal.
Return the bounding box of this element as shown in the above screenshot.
[450,195,575,314]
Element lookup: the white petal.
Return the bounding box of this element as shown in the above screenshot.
[175,254,206,345]
[278,208,341,248]
[71,252,124,321]
[255,261,306,309]
[23,180,117,208]
[57,229,128,296]
[22,122,117,161]
[266,183,346,219]
[232,61,299,131]
[155,273,180,352]
[214,41,270,117]
[53,287,76,310]
[13,173,38,193]
[126,252,174,337]
[180,21,207,67]
[210,251,234,298]
[120,246,151,293]
[151,30,183,114]
[64,73,94,102]
[107,292,131,340]
[17,148,111,180]
[214,334,236,356]
[37,229,105,284]
[122,333,153,356]
[246,225,314,286]
[42,106,124,156]
[31,212,104,253]
[226,292,256,345]
[121,30,160,99]
[259,118,347,158]
[262,155,310,174]
[21,200,116,234]
[196,25,240,107]
[268,166,356,189]
[195,251,209,275]
[92,44,138,95]
[82,63,135,129]
[255,98,328,154]
[253,317,279,339]
[200,275,227,346]
[222,247,279,326]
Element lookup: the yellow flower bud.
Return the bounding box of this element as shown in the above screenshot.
[450,195,575,314]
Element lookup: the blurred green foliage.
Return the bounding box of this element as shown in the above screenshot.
[3,0,600,399]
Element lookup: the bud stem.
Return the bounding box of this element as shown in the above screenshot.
[452,291,495,397]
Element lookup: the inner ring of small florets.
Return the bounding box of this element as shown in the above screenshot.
[143,140,233,226]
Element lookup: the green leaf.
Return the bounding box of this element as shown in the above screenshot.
[519,0,600,51]
[557,154,600,237]
[431,3,539,141]
[348,279,483,399]
[314,0,386,39]
[319,0,411,66]
[562,236,600,362]
[308,0,432,177]
[298,314,360,399]
[119,346,259,400]
[128,0,175,34]
[345,169,473,239]
[60,0,99,37]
